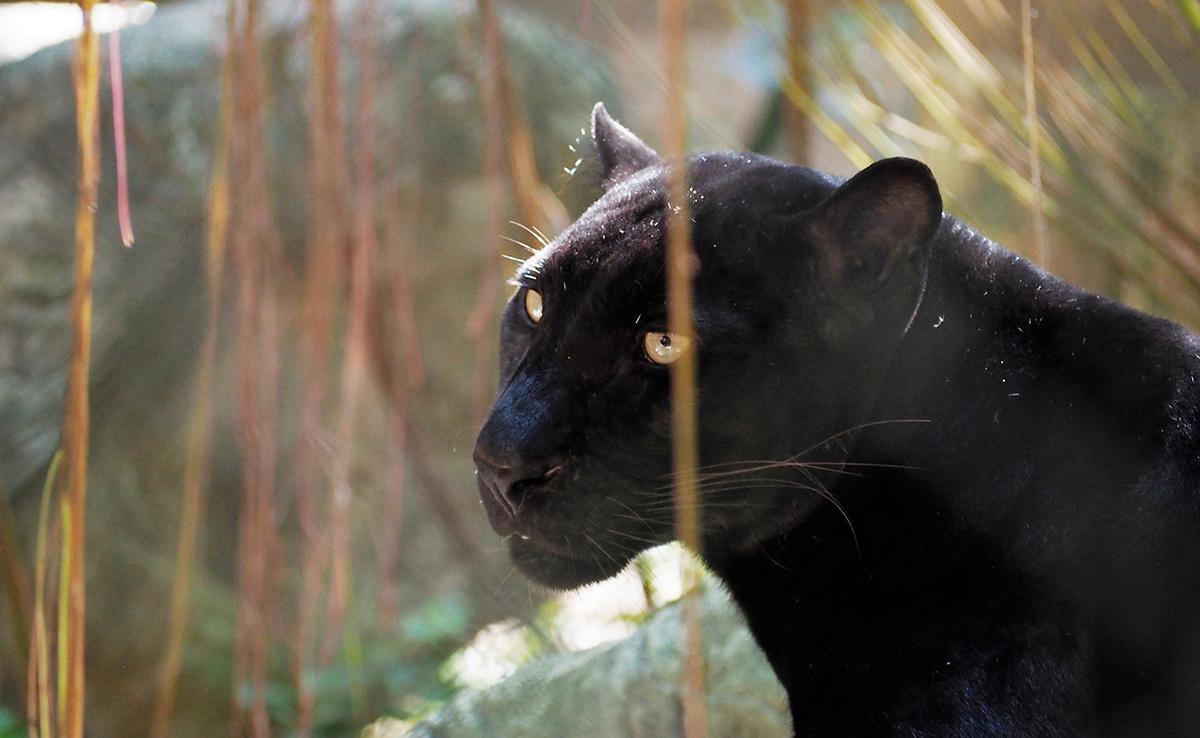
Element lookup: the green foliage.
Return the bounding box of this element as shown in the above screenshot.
[0,708,23,738]
[400,592,473,646]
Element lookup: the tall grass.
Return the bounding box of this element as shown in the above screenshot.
[149,4,234,733]
[775,0,1200,325]
[659,0,708,736]
[225,1,284,735]
[55,0,101,734]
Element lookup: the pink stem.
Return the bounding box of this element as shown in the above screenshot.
[108,10,134,247]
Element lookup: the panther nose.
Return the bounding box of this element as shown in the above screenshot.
[473,450,564,535]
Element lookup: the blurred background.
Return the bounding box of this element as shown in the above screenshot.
[0,0,1198,736]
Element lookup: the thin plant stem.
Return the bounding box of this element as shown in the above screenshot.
[295,0,351,728]
[229,0,283,734]
[27,452,62,738]
[784,0,812,163]
[659,0,707,737]
[1021,0,1048,266]
[0,477,31,700]
[63,1,101,734]
[148,15,234,733]
[107,3,134,247]
[467,0,508,424]
[321,0,380,667]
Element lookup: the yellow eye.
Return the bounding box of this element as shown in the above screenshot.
[524,289,543,323]
[643,332,691,365]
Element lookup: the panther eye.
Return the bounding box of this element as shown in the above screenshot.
[643,332,691,365]
[524,289,543,323]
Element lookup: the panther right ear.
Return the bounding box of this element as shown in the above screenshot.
[592,102,662,191]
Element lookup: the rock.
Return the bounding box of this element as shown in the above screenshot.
[371,585,790,738]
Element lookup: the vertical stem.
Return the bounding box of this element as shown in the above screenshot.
[322,0,380,666]
[660,1,707,738]
[296,0,350,728]
[784,0,812,164]
[28,454,62,738]
[107,8,134,247]
[375,58,425,622]
[149,23,233,735]
[0,480,30,700]
[64,2,100,736]
[1022,0,1048,267]
[229,1,282,735]
[467,0,507,423]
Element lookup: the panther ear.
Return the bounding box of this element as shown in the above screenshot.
[592,102,662,191]
[807,157,942,292]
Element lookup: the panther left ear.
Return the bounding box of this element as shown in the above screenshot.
[807,157,942,292]
[591,102,663,191]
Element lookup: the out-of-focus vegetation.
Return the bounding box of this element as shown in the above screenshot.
[0,1,1198,738]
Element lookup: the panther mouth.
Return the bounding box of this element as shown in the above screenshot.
[507,528,634,590]
[475,462,570,538]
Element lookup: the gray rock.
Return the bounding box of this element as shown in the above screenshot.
[374,585,790,738]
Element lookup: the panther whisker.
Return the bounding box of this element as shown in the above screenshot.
[510,220,551,247]
[582,532,622,571]
[662,421,931,481]
[604,528,663,546]
[499,241,534,258]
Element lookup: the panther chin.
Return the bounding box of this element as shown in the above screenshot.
[506,533,635,591]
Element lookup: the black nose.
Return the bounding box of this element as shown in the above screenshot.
[473,448,564,535]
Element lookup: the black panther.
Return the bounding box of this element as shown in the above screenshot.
[473,103,1200,736]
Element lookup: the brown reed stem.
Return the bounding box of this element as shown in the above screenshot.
[660,0,707,737]
[321,0,380,667]
[228,0,283,734]
[107,9,134,247]
[63,2,101,735]
[1021,0,1048,267]
[784,0,812,163]
[466,0,508,424]
[376,387,407,626]
[295,0,351,729]
[148,17,234,734]
[0,478,30,700]
[27,452,62,738]
[374,64,425,622]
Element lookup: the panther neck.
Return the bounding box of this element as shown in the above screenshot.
[852,219,1200,604]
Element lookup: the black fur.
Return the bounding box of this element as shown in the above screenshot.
[473,102,1200,736]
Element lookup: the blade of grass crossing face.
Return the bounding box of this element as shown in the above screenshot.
[659,0,708,736]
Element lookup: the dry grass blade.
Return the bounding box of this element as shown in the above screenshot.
[854,3,1039,201]
[27,452,62,738]
[659,0,707,736]
[1020,0,1047,266]
[841,0,1198,325]
[0,478,30,701]
[227,0,284,734]
[149,11,234,732]
[374,54,425,624]
[61,2,101,735]
[321,0,381,670]
[107,16,134,247]
[467,0,508,423]
[783,0,813,163]
[1106,0,1189,102]
[294,0,352,730]
[380,40,426,392]
[776,43,873,169]
[376,390,407,626]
